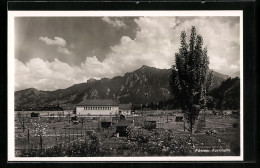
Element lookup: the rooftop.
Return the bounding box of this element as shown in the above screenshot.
[119,103,132,110]
[77,99,119,106]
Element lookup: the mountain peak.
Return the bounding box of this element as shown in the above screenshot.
[141,65,150,69]
[137,65,155,71]
[15,65,230,110]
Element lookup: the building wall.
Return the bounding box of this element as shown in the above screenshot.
[119,110,131,115]
[76,106,119,116]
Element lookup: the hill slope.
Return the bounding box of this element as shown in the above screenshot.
[209,77,240,110]
[15,65,229,110]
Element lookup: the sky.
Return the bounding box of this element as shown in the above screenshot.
[14,16,240,91]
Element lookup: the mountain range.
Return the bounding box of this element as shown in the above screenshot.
[15,65,230,110]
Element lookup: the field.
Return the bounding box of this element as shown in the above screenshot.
[14,110,240,157]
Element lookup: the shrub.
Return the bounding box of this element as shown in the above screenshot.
[233,123,238,128]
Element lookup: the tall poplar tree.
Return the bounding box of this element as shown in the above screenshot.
[170,26,212,133]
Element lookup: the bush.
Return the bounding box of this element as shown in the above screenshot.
[233,123,238,128]
[230,139,240,155]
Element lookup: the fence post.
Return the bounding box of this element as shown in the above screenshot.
[81,127,83,137]
[55,128,57,144]
[60,129,62,140]
[184,120,185,132]
[22,115,25,132]
[40,134,43,152]
[73,128,74,140]
[65,129,66,142]
[84,128,86,142]
[69,130,70,142]
[27,128,30,143]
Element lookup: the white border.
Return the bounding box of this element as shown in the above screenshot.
[8,10,243,162]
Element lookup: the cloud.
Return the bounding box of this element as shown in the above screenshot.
[15,58,80,91]
[39,36,72,55]
[16,17,240,91]
[104,16,240,77]
[15,56,118,91]
[100,17,178,73]
[39,36,66,47]
[102,17,127,28]
[172,17,240,77]
[57,46,71,55]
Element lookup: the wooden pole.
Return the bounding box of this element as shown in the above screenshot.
[190,113,193,134]
[69,130,70,142]
[184,120,185,132]
[84,128,86,142]
[22,115,25,132]
[65,129,66,142]
[27,128,30,143]
[73,128,74,140]
[40,134,42,151]
[55,128,57,144]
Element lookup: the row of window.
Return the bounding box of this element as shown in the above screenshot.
[83,106,112,110]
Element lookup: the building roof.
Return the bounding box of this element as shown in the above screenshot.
[62,104,76,110]
[116,120,133,127]
[119,103,132,110]
[77,99,119,106]
[175,114,184,117]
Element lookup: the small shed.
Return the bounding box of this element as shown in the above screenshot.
[120,114,126,120]
[232,110,239,115]
[101,121,112,129]
[175,114,184,122]
[71,115,78,121]
[30,112,39,117]
[116,120,134,137]
[223,110,232,115]
[144,120,157,129]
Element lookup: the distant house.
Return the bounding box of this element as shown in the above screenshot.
[119,103,132,116]
[144,120,157,129]
[116,120,134,137]
[63,106,75,115]
[175,114,184,122]
[223,110,232,115]
[76,99,119,116]
[30,112,39,117]
[101,121,112,129]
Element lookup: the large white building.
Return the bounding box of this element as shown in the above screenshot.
[76,99,119,116]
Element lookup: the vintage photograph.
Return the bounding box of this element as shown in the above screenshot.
[8,11,243,161]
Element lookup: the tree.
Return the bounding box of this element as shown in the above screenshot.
[170,26,212,133]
